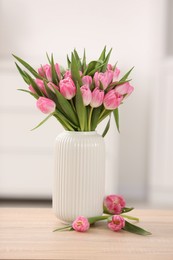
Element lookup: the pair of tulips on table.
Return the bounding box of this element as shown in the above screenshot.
[54,194,151,236]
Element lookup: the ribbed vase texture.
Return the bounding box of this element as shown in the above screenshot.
[53,131,105,223]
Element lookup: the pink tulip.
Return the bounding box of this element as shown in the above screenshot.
[113,68,120,81]
[90,87,104,108]
[82,75,92,87]
[59,77,76,100]
[72,216,90,232]
[80,85,92,106]
[103,194,126,215]
[115,82,134,96]
[94,70,114,90]
[35,79,47,95]
[36,97,56,114]
[108,215,125,232]
[64,70,72,78]
[55,63,61,80]
[103,90,123,110]
[47,82,59,92]
[38,64,52,81]
[107,64,120,81]
[29,85,36,94]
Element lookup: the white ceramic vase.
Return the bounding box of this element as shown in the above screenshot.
[53,131,105,223]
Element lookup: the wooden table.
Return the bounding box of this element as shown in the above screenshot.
[0,208,173,260]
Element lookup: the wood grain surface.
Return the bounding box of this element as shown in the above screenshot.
[0,208,173,260]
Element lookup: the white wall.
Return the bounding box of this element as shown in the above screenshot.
[0,0,170,203]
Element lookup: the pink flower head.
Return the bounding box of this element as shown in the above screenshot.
[94,70,114,90]
[72,216,90,232]
[55,63,61,80]
[80,85,92,106]
[103,90,123,110]
[59,77,76,100]
[113,68,120,81]
[47,82,59,92]
[115,82,134,97]
[36,97,56,114]
[29,85,36,94]
[35,79,47,95]
[108,215,125,232]
[64,70,72,78]
[90,87,104,108]
[82,75,92,88]
[107,64,120,81]
[38,64,52,81]
[107,64,113,70]
[103,194,126,215]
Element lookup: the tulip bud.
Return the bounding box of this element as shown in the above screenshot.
[55,63,61,80]
[94,70,114,90]
[80,85,92,106]
[59,77,76,100]
[64,70,72,78]
[103,90,123,110]
[47,82,59,92]
[82,75,92,87]
[103,194,126,215]
[35,79,47,95]
[108,215,125,232]
[38,64,52,81]
[90,87,104,108]
[72,216,90,232]
[36,97,56,114]
[115,82,134,96]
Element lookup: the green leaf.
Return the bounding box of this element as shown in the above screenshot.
[67,55,71,69]
[122,207,134,213]
[88,62,106,76]
[71,53,82,86]
[46,52,51,63]
[75,82,86,131]
[18,89,39,99]
[121,214,139,222]
[82,48,87,72]
[98,109,111,123]
[23,71,43,96]
[119,67,134,82]
[52,86,79,126]
[84,61,99,75]
[101,48,112,72]
[43,81,56,100]
[31,113,53,131]
[90,106,102,130]
[88,215,109,225]
[15,63,30,84]
[12,54,42,79]
[74,49,82,70]
[102,114,111,137]
[113,108,120,133]
[53,112,76,131]
[53,225,72,232]
[110,79,131,88]
[123,220,152,236]
[98,46,106,61]
[51,54,59,84]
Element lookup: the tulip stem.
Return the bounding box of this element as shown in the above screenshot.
[70,99,76,112]
[88,107,93,131]
[120,214,139,222]
[99,108,106,121]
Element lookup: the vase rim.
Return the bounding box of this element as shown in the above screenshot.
[64,130,97,135]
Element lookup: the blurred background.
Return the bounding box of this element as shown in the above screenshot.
[0,0,173,208]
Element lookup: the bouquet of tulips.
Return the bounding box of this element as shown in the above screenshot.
[13,47,134,135]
